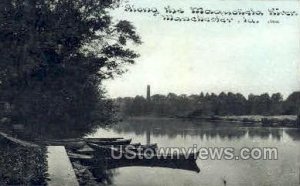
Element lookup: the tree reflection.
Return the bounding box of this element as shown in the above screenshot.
[110,118,290,141]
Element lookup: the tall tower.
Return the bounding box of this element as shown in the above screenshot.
[146,130,151,145]
[147,85,151,101]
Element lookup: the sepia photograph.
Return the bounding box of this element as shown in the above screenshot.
[0,0,299,185]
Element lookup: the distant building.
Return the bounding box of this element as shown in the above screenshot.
[147,85,151,101]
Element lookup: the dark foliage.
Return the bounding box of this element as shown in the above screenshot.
[0,0,141,138]
[0,141,47,185]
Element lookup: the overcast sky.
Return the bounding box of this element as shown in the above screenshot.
[104,0,300,98]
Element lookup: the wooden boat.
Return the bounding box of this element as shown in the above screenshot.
[89,142,198,160]
[87,150,200,173]
[35,137,124,143]
[138,144,158,150]
[153,151,199,160]
[76,145,95,154]
[40,138,82,142]
[88,142,158,155]
[115,143,156,149]
[102,157,200,173]
[35,137,128,148]
[41,140,87,149]
[68,152,94,163]
[86,138,132,146]
[88,143,120,152]
[84,137,123,141]
[116,143,158,154]
[124,143,141,147]
[114,151,199,160]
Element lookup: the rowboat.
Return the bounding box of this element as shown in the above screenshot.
[84,137,124,141]
[89,142,198,160]
[36,138,131,148]
[67,152,94,163]
[41,140,86,149]
[86,139,132,146]
[35,137,124,143]
[116,150,199,160]
[153,151,199,160]
[117,143,158,154]
[138,144,158,150]
[88,143,121,153]
[76,145,95,154]
[115,143,156,149]
[103,157,200,173]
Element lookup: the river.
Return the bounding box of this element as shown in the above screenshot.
[87,117,300,186]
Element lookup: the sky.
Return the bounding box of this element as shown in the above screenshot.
[103,0,300,98]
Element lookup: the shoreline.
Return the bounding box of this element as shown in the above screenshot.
[123,115,299,128]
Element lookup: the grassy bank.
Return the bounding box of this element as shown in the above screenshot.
[0,140,47,185]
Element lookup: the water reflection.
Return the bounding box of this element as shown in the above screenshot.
[109,118,300,141]
[88,118,300,186]
[2,117,300,185]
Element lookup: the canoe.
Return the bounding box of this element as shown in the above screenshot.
[88,142,158,155]
[86,139,132,146]
[89,142,198,160]
[115,151,199,160]
[88,151,200,173]
[88,143,122,156]
[68,152,94,163]
[154,151,199,160]
[103,157,200,173]
[36,138,130,148]
[84,137,123,141]
[138,144,158,150]
[76,145,95,154]
[125,143,141,147]
[35,137,124,143]
[117,143,158,154]
[41,140,86,149]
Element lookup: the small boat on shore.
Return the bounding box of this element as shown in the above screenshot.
[88,143,198,160]
[40,140,87,149]
[116,143,157,150]
[35,138,131,148]
[103,156,200,173]
[67,152,94,163]
[35,137,124,143]
[118,143,158,154]
[86,138,132,146]
[138,144,158,150]
[84,137,124,141]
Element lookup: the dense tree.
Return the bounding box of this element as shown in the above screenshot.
[117,92,299,118]
[0,0,141,138]
[283,92,300,115]
[270,93,283,115]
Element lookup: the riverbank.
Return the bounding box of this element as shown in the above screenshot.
[177,115,299,128]
[124,115,299,128]
[0,141,47,185]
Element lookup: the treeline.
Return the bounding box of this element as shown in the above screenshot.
[116,92,300,117]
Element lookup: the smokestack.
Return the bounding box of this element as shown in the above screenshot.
[147,85,151,101]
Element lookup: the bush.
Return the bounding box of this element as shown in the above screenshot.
[0,142,47,185]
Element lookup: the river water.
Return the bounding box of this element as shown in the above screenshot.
[87,117,300,186]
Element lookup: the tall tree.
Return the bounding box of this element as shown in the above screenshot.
[284,92,300,115]
[0,0,141,138]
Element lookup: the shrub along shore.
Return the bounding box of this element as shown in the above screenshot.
[0,139,47,185]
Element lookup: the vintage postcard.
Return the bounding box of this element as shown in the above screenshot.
[0,0,299,185]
